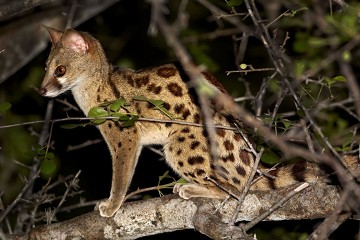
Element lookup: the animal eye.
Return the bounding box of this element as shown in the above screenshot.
[54,65,66,77]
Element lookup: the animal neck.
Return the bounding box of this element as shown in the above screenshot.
[72,40,111,114]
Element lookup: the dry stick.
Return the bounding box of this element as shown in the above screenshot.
[0,116,238,132]
[195,0,250,32]
[13,100,54,233]
[244,0,360,200]
[0,170,40,223]
[229,147,264,226]
[245,0,346,164]
[148,0,220,163]
[242,182,310,232]
[339,60,360,118]
[270,88,288,128]
[183,28,244,43]
[300,119,316,156]
[48,170,82,224]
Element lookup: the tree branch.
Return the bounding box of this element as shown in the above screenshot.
[5,183,350,239]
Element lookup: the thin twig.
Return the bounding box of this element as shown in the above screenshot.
[242,182,310,232]
[48,171,81,224]
[0,170,40,222]
[229,147,264,226]
[0,116,238,132]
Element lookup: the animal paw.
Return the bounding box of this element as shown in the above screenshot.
[173,183,194,199]
[99,199,118,218]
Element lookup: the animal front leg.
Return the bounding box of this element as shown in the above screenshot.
[99,128,141,218]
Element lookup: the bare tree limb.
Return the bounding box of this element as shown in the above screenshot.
[4,184,350,240]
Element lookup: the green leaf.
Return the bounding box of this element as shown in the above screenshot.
[149,99,164,107]
[282,120,293,131]
[296,109,305,118]
[0,102,11,113]
[239,63,247,69]
[226,0,242,7]
[88,107,108,117]
[120,115,139,128]
[133,95,178,120]
[325,75,346,87]
[332,75,346,82]
[158,170,170,182]
[88,107,109,124]
[132,95,148,101]
[176,178,188,184]
[40,157,58,178]
[109,98,127,112]
[261,149,280,165]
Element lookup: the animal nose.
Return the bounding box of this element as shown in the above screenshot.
[39,87,47,95]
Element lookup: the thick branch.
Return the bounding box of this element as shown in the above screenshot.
[6,184,346,239]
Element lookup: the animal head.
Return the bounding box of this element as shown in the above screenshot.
[39,26,99,97]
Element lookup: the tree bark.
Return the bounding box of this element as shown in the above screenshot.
[6,183,346,239]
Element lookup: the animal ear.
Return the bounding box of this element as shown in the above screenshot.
[61,29,89,54]
[42,25,63,45]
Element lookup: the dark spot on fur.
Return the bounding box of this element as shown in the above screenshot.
[182,109,191,120]
[178,161,184,167]
[234,133,242,142]
[292,162,306,182]
[194,113,200,124]
[177,136,186,142]
[216,128,226,137]
[221,153,235,162]
[239,150,251,166]
[235,165,246,176]
[190,141,201,150]
[147,84,162,94]
[196,169,206,176]
[201,129,209,138]
[176,149,182,155]
[224,140,234,151]
[181,127,190,133]
[268,168,279,189]
[188,134,195,139]
[147,83,155,91]
[165,123,172,128]
[157,67,177,78]
[188,172,196,178]
[232,177,241,185]
[118,142,122,148]
[154,86,162,94]
[135,76,150,87]
[167,82,183,97]
[126,74,134,87]
[108,123,112,129]
[174,104,184,114]
[162,102,171,111]
[188,156,205,165]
